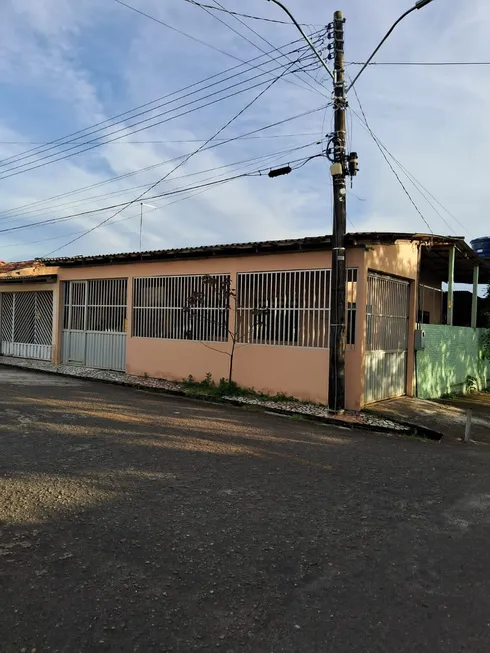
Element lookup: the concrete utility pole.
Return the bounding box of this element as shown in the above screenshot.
[327,12,353,413]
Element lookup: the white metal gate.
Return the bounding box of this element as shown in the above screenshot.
[0,291,53,360]
[365,273,410,404]
[62,279,127,371]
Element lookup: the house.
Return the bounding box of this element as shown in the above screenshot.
[0,232,489,410]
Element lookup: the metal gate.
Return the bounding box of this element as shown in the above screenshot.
[365,273,410,404]
[0,291,53,360]
[62,279,127,371]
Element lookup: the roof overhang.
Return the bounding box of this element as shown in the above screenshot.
[39,232,478,269]
[420,239,490,284]
[0,274,57,284]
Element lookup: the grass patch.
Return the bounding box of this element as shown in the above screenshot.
[181,373,299,403]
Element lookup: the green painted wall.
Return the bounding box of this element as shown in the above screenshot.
[416,325,490,399]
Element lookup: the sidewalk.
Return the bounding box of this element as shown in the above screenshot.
[367,395,490,445]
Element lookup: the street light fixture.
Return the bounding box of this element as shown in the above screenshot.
[266,0,334,80]
[347,0,435,91]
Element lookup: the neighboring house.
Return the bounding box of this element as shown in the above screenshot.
[0,232,489,410]
[0,260,59,361]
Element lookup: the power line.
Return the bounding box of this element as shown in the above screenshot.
[347,61,490,66]
[0,105,327,221]
[350,85,434,234]
[0,31,322,172]
[182,0,322,26]
[0,141,319,224]
[113,0,325,99]
[0,48,318,180]
[351,107,467,236]
[5,149,320,250]
[192,0,327,98]
[113,0,245,63]
[12,152,315,243]
[43,55,308,256]
[0,132,321,145]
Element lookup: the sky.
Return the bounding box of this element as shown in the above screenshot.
[0,0,489,261]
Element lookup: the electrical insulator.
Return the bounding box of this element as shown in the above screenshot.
[348,152,359,177]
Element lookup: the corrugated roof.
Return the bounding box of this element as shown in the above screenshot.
[39,232,470,268]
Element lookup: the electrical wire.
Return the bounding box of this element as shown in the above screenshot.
[114,0,325,99]
[3,147,320,248]
[195,0,327,98]
[347,61,490,66]
[0,105,327,222]
[0,141,319,224]
[4,152,315,241]
[0,49,318,180]
[0,132,321,146]
[182,0,323,26]
[43,55,309,256]
[349,86,434,234]
[348,90,467,236]
[0,30,323,171]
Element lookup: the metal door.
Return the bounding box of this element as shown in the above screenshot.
[0,290,53,360]
[365,273,410,404]
[62,279,127,371]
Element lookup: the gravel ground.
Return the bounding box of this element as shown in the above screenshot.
[0,357,408,433]
[1,367,490,652]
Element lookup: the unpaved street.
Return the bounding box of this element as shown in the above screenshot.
[0,366,489,652]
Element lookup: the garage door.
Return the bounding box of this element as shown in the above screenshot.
[0,291,53,360]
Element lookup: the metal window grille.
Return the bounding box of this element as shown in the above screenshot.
[236,269,331,348]
[1,293,13,342]
[418,284,443,325]
[346,268,358,347]
[366,274,409,351]
[63,279,127,333]
[0,291,53,345]
[132,274,230,341]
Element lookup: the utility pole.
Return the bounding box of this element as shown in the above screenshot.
[327,12,357,412]
[266,0,434,412]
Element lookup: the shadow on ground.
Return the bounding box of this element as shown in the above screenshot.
[1,368,490,652]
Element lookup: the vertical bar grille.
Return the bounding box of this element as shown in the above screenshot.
[346,268,358,347]
[236,269,331,348]
[63,280,127,333]
[366,273,409,352]
[132,274,230,341]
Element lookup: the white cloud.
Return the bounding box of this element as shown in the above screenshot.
[0,0,489,263]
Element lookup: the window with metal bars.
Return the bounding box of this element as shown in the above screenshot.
[62,280,127,333]
[236,269,331,348]
[346,268,358,347]
[132,274,231,342]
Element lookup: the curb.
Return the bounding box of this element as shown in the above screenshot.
[0,359,429,438]
[363,408,443,441]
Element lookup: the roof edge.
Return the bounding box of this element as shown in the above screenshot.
[38,232,467,269]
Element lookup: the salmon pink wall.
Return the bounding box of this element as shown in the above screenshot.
[58,248,366,410]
